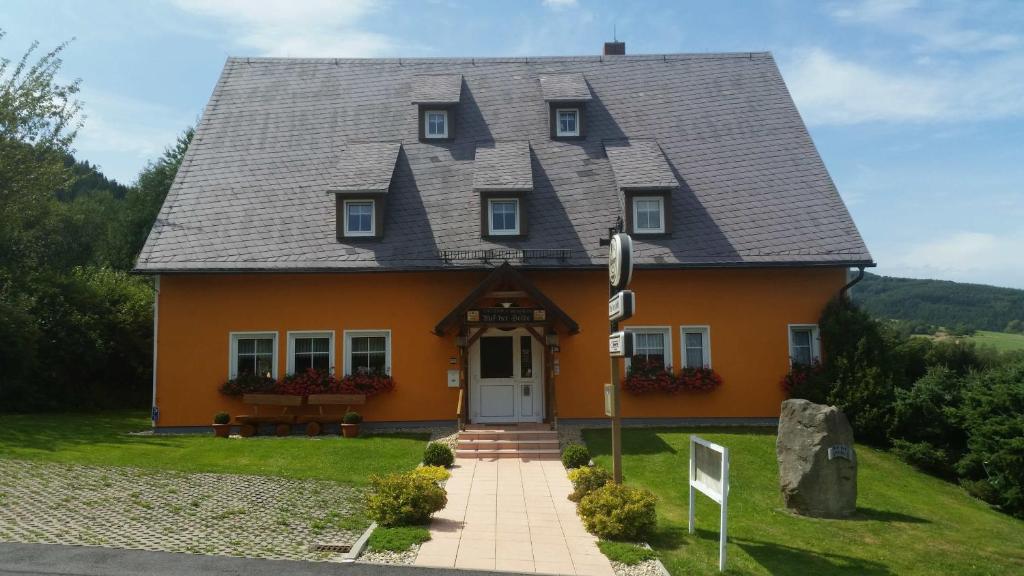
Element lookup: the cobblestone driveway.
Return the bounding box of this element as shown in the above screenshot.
[0,459,367,561]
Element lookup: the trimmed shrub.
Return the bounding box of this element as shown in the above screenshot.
[412,465,451,483]
[562,443,590,469]
[423,442,454,467]
[343,411,362,424]
[367,472,447,527]
[212,412,230,425]
[578,483,657,541]
[568,466,612,502]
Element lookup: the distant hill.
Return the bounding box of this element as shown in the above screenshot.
[853,272,1024,333]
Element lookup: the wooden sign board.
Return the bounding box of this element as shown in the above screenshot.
[608,331,633,357]
[467,308,546,324]
[608,290,635,322]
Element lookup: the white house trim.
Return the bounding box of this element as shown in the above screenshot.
[623,325,674,370]
[286,330,336,375]
[787,324,821,365]
[343,329,393,376]
[680,325,712,369]
[228,331,280,379]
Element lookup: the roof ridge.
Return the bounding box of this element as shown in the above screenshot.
[226,52,772,65]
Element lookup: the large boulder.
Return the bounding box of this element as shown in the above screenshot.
[777,399,857,518]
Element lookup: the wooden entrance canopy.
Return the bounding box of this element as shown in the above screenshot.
[434,262,580,336]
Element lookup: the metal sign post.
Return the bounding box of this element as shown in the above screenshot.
[689,435,730,572]
[601,222,634,484]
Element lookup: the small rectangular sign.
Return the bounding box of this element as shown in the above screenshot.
[604,383,614,417]
[467,307,545,324]
[827,445,854,461]
[609,331,633,357]
[608,290,635,322]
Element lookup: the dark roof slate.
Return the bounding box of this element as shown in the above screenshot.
[410,74,462,104]
[473,141,533,192]
[539,73,592,101]
[328,142,401,193]
[604,140,678,190]
[136,53,873,273]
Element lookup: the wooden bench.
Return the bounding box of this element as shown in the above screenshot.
[297,394,366,436]
[235,394,303,437]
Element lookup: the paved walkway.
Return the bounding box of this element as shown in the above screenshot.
[414,458,614,575]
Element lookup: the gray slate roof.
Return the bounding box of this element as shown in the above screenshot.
[473,142,533,192]
[410,74,462,104]
[539,74,592,102]
[604,140,678,190]
[328,142,401,193]
[136,53,873,273]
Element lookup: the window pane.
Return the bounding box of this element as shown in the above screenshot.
[312,337,329,353]
[295,355,313,372]
[367,337,386,352]
[520,335,533,378]
[793,346,812,366]
[255,338,273,354]
[685,332,703,349]
[480,337,514,378]
[491,201,517,231]
[312,353,329,372]
[352,337,368,352]
[636,199,662,230]
[237,354,256,376]
[255,353,273,377]
[792,330,811,348]
[237,339,255,354]
[559,110,577,133]
[295,338,312,354]
[368,352,386,374]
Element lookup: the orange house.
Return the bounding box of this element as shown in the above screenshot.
[136,43,872,431]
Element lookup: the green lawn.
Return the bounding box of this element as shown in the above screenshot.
[584,427,1024,576]
[0,411,427,485]
[967,330,1024,352]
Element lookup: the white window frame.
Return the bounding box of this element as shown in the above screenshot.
[555,108,580,137]
[344,330,393,376]
[679,325,712,369]
[343,199,375,237]
[424,109,448,139]
[624,326,673,371]
[228,331,279,379]
[286,330,336,375]
[488,198,520,236]
[633,196,665,234]
[787,324,821,366]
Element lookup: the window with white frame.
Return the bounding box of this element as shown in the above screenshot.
[556,108,579,137]
[230,332,277,378]
[789,325,821,366]
[680,326,711,369]
[344,200,374,236]
[345,330,391,376]
[633,196,664,233]
[625,327,672,370]
[488,198,519,235]
[424,110,448,138]
[288,332,334,374]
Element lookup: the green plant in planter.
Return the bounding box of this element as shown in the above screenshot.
[212,412,232,438]
[423,442,454,467]
[562,443,591,469]
[343,411,363,424]
[341,411,363,438]
[213,412,230,425]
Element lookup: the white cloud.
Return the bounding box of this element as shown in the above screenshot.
[542,0,578,9]
[783,48,1024,125]
[172,0,398,57]
[828,0,1020,53]
[878,231,1024,289]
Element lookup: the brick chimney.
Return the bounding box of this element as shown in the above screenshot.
[603,41,625,56]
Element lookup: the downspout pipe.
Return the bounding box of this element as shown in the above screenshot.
[839,266,865,301]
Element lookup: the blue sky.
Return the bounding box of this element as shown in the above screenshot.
[2,0,1022,288]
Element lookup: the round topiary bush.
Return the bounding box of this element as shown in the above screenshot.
[367,471,447,526]
[423,442,454,467]
[561,443,590,469]
[567,466,612,502]
[578,483,657,541]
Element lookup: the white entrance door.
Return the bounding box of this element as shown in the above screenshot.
[470,328,543,423]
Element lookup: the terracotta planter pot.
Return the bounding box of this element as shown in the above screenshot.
[212,423,231,438]
[341,423,360,438]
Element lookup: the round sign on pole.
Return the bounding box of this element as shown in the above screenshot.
[608,233,633,291]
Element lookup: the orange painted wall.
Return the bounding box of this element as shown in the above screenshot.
[154,267,845,427]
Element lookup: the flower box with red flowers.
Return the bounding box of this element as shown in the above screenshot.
[622,356,677,395]
[677,367,723,393]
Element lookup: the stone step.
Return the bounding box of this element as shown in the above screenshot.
[457,439,560,451]
[455,448,561,460]
[458,430,558,441]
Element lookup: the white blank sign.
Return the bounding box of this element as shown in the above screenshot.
[689,435,729,572]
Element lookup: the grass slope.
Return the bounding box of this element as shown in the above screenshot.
[0,411,426,485]
[584,427,1024,576]
[967,330,1024,353]
[854,272,1024,332]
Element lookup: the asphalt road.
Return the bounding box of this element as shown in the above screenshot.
[0,543,531,576]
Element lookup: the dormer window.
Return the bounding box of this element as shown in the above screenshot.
[424,110,448,139]
[488,199,520,235]
[633,196,665,234]
[556,108,579,137]
[344,200,375,237]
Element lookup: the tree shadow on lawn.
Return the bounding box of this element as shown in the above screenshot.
[0,412,181,453]
[585,427,678,456]
[734,537,894,576]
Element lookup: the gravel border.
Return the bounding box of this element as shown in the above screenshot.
[357,543,420,565]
